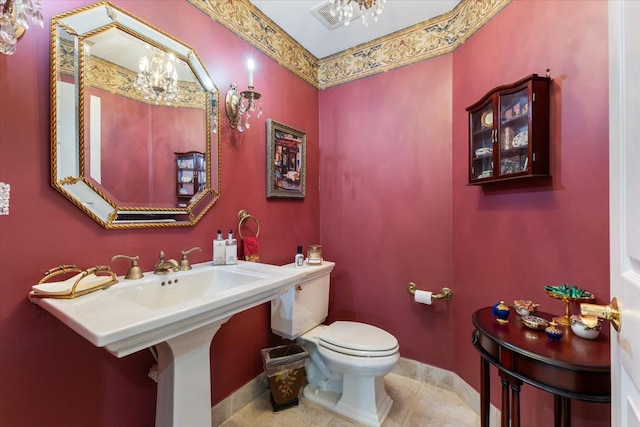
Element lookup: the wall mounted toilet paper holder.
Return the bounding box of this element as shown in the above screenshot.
[406,282,453,301]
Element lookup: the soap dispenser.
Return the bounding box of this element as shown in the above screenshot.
[295,245,304,267]
[213,230,226,265]
[225,229,238,264]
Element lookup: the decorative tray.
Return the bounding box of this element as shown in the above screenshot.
[512,131,528,148]
[481,111,493,128]
[521,315,549,330]
[544,284,594,301]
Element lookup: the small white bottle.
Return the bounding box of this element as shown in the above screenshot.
[295,245,304,267]
[213,230,226,265]
[225,229,238,265]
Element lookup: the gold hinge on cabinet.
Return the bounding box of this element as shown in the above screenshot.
[533,93,536,102]
[533,153,537,161]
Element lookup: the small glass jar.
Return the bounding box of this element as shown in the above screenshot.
[307,245,322,265]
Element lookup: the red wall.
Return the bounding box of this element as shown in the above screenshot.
[452,1,610,425]
[319,54,454,366]
[0,1,319,426]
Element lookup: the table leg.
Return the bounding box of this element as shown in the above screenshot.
[480,358,490,427]
[500,374,510,427]
[510,379,522,427]
[554,395,571,427]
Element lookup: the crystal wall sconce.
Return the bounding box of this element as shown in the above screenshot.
[0,0,44,55]
[225,58,262,132]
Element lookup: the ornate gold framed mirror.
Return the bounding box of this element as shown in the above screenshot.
[51,2,220,229]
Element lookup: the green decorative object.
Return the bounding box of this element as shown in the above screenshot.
[544,284,594,299]
[545,284,594,325]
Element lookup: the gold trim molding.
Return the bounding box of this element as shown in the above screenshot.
[187,0,510,89]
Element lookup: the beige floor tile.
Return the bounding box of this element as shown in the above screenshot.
[406,382,479,427]
[219,373,479,427]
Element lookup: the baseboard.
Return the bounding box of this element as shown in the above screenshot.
[211,357,500,427]
[211,374,269,427]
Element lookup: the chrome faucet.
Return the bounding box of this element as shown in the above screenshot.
[154,251,180,274]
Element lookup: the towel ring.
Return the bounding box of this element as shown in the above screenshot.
[238,209,260,240]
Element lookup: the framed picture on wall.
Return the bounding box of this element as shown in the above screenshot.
[266,119,306,199]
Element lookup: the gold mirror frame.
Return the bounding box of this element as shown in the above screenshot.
[50,2,220,229]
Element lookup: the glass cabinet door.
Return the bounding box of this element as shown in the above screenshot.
[469,101,495,181]
[176,152,206,208]
[466,74,549,185]
[497,87,529,177]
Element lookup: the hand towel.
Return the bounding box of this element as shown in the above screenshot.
[243,236,260,262]
[32,273,111,296]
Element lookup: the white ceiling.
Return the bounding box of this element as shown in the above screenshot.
[250,0,462,59]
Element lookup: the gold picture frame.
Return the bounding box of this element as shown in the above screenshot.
[266,119,306,199]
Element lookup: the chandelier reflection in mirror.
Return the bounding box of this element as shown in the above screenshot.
[0,0,44,55]
[330,0,386,26]
[225,58,262,132]
[134,45,179,105]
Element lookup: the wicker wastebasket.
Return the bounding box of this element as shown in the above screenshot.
[261,344,309,411]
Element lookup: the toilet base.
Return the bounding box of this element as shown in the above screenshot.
[302,374,393,427]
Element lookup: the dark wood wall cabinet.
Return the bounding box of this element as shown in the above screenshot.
[467,74,551,184]
[175,151,205,207]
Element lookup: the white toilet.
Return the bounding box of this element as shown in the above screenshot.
[271,261,400,427]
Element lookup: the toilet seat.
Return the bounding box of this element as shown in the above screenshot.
[318,321,399,357]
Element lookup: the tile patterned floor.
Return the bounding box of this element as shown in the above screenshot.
[219,372,480,427]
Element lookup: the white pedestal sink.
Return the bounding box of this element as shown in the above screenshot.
[155,323,222,427]
[29,261,306,427]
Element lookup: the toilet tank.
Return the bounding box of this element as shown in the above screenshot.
[271,261,335,340]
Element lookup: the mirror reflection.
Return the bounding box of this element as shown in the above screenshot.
[51,2,220,228]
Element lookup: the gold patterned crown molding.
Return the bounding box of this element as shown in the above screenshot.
[187,0,510,89]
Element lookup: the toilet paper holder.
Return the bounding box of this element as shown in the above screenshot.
[406,282,453,301]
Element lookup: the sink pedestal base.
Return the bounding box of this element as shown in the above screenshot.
[154,321,227,427]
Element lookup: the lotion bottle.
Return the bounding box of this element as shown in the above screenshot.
[295,245,304,267]
[225,229,238,265]
[213,230,226,265]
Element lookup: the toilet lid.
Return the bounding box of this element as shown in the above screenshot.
[318,321,399,357]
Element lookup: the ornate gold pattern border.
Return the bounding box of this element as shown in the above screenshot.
[187,0,510,89]
[188,0,318,85]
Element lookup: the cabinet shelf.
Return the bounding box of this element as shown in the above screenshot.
[501,114,528,127]
[473,127,493,136]
[466,74,550,185]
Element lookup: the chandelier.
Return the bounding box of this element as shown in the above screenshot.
[329,0,386,26]
[134,46,179,105]
[0,0,44,55]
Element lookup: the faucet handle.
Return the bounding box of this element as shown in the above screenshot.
[180,247,202,271]
[110,255,144,280]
